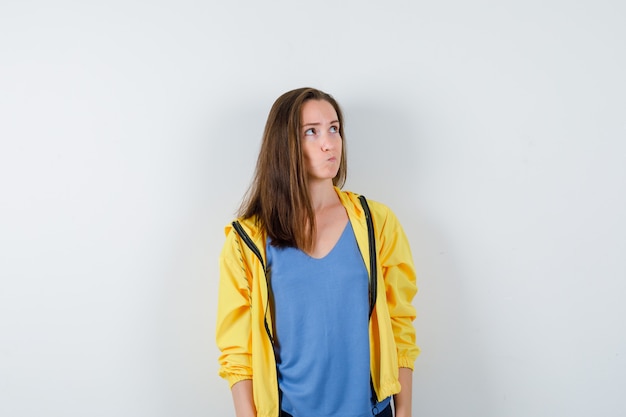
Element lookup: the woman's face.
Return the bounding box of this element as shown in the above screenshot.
[300,99,342,183]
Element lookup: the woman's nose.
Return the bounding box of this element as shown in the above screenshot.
[321,133,336,151]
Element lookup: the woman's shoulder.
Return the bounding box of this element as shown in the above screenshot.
[337,189,409,243]
[336,188,393,217]
[223,215,265,240]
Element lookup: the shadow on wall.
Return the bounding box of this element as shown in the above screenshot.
[345,99,495,415]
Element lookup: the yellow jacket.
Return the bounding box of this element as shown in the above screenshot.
[216,188,419,417]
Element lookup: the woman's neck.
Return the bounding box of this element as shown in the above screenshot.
[308,180,339,212]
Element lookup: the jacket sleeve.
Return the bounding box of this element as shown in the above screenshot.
[377,205,420,369]
[216,226,254,387]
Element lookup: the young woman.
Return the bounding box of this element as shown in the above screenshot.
[216,87,419,417]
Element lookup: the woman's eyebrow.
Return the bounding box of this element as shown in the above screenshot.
[301,120,340,127]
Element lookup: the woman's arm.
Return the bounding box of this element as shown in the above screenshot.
[216,227,255,402]
[376,205,420,366]
[393,367,413,417]
[231,380,256,417]
[374,204,418,416]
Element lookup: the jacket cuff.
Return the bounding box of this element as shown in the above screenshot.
[397,355,416,370]
[220,372,253,389]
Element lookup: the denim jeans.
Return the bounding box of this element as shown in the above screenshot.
[280,402,393,417]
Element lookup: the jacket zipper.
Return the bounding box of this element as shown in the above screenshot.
[231,221,280,415]
[358,196,380,407]
[358,195,377,318]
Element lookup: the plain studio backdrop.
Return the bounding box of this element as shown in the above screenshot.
[1,1,625,416]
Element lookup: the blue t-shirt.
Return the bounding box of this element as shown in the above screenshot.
[267,221,390,417]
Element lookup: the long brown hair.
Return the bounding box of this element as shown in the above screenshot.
[238,87,347,250]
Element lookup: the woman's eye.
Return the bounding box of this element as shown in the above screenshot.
[329,126,339,133]
[304,128,315,136]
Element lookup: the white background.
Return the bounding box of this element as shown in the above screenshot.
[1,1,625,416]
